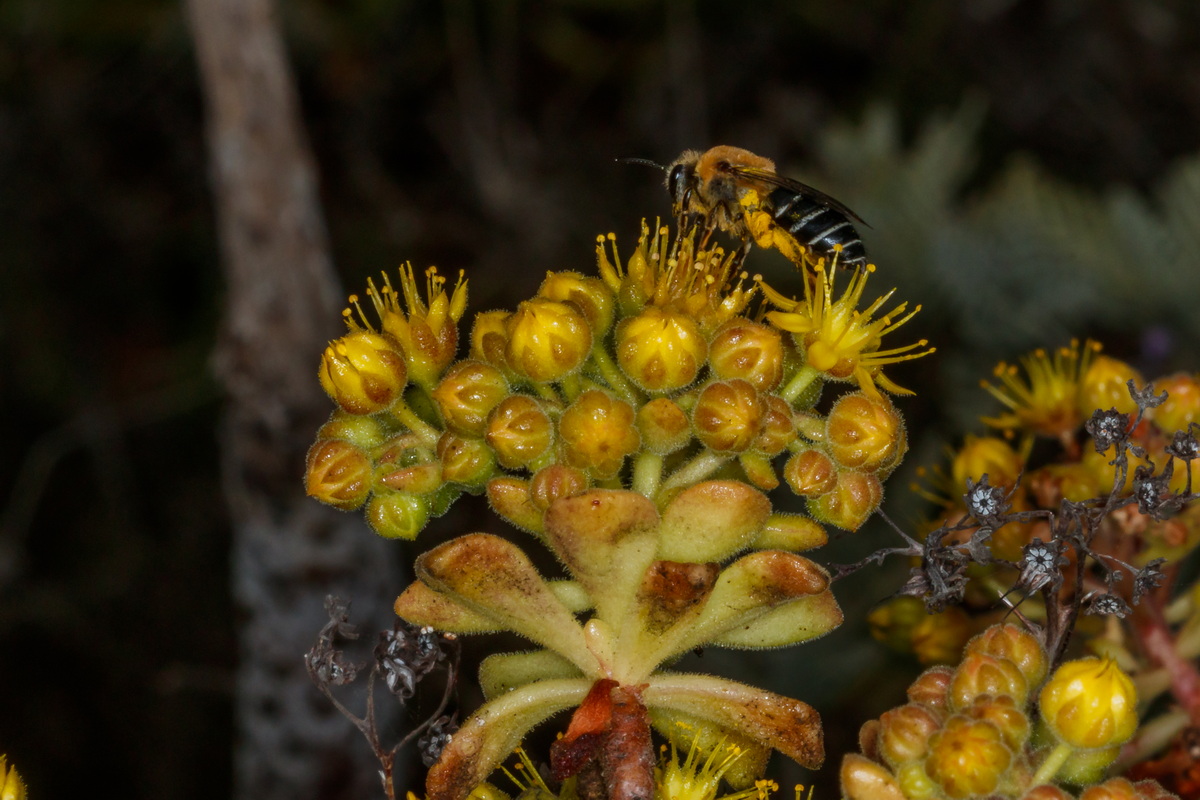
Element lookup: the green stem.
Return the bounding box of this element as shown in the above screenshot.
[780,365,821,405]
[589,346,641,406]
[657,450,730,497]
[632,452,663,498]
[1031,741,1074,786]
[390,398,441,447]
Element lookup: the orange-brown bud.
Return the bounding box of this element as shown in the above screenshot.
[964,623,1048,689]
[365,489,430,539]
[924,715,1013,799]
[437,432,496,488]
[951,435,1024,490]
[907,666,954,713]
[841,754,906,800]
[826,392,905,473]
[558,390,639,479]
[616,307,707,392]
[538,271,615,336]
[1039,656,1138,750]
[319,330,408,415]
[693,379,764,453]
[784,448,838,496]
[949,652,1030,710]
[1078,777,1167,800]
[708,318,785,392]
[469,310,511,368]
[1149,372,1200,432]
[877,703,942,768]
[635,397,692,455]
[963,694,1031,752]
[431,360,509,436]
[1021,785,1075,800]
[807,468,883,531]
[305,439,373,511]
[1079,355,1143,418]
[485,394,554,469]
[505,299,592,382]
[529,464,590,509]
[755,395,797,455]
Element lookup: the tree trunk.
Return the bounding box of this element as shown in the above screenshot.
[185,0,394,797]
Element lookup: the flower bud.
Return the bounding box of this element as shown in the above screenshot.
[1149,372,1200,432]
[738,451,779,490]
[1056,745,1121,785]
[878,703,942,767]
[1021,786,1074,800]
[319,330,408,415]
[1078,778,1165,800]
[635,397,692,455]
[470,310,511,368]
[538,271,615,336]
[826,392,905,473]
[616,307,707,392]
[378,461,443,495]
[558,390,639,479]
[963,694,1031,752]
[437,432,497,488]
[505,299,592,383]
[784,448,838,496]
[1038,656,1138,750]
[708,318,785,392]
[432,360,509,436]
[894,761,939,800]
[365,489,430,539]
[755,395,797,455]
[908,666,954,713]
[693,379,764,453]
[305,439,373,510]
[807,469,882,531]
[316,410,392,451]
[949,652,1030,710]
[964,624,1048,689]
[529,464,590,509]
[1079,355,1143,418]
[841,754,906,800]
[486,395,554,469]
[951,435,1023,490]
[924,715,1013,799]
[486,477,544,534]
[911,606,971,666]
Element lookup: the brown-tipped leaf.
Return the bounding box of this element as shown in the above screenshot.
[657,480,771,563]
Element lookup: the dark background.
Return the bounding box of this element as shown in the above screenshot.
[4,0,1200,798]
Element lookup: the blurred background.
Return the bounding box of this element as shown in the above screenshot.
[4,0,1200,798]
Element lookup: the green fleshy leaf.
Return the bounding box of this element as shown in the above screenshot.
[656,480,771,563]
[479,650,584,699]
[709,588,843,649]
[415,533,597,673]
[427,678,592,800]
[393,580,501,633]
[644,672,823,769]
[543,489,660,626]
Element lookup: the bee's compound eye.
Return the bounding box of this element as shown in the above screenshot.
[668,164,691,205]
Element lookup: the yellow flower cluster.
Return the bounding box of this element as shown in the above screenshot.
[843,624,1142,800]
[306,221,931,539]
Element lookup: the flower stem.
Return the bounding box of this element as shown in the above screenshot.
[590,346,641,406]
[781,365,821,405]
[1031,741,1074,786]
[658,450,730,497]
[390,398,441,447]
[632,452,663,498]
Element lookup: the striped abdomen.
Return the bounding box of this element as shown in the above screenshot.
[769,187,867,269]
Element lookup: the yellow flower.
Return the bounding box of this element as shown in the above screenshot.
[505,298,593,383]
[763,262,933,399]
[0,756,26,800]
[1038,656,1138,750]
[981,339,1100,440]
[318,330,408,415]
[349,263,468,390]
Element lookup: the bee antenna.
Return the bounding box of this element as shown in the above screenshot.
[617,157,665,171]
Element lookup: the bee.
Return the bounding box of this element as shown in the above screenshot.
[665,145,869,270]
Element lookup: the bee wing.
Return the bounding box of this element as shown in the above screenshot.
[729,165,870,227]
